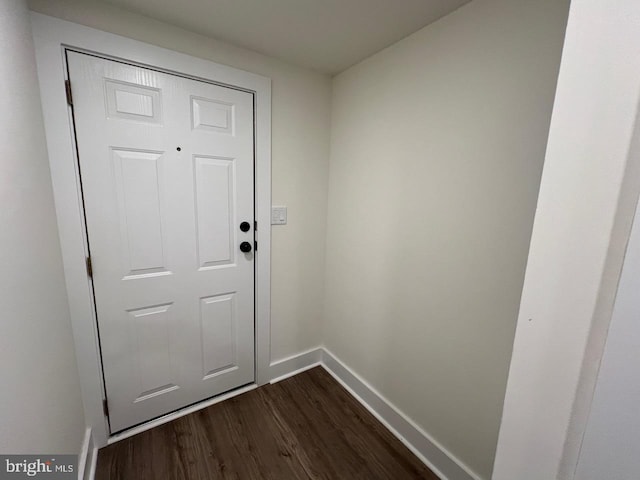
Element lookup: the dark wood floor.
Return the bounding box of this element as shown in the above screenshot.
[96,367,439,479]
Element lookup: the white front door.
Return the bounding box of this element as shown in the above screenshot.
[67,51,255,433]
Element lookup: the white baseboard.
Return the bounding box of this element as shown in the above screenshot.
[268,347,482,480]
[78,427,95,480]
[268,346,323,383]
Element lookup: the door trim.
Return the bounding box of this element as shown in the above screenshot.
[31,12,272,448]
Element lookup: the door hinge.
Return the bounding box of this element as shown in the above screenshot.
[254,220,257,231]
[86,256,93,278]
[65,80,73,106]
[254,240,258,252]
[102,399,109,417]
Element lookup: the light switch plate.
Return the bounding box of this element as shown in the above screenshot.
[271,206,287,225]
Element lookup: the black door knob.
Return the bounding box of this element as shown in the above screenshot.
[240,241,252,253]
[240,221,251,232]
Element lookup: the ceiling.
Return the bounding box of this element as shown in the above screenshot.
[100,0,472,75]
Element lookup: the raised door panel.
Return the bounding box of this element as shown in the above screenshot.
[200,293,238,379]
[105,80,163,124]
[127,303,179,402]
[112,148,170,278]
[194,156,235,269]
[191,96,234,135]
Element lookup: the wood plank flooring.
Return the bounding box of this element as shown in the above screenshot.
[96,367,439,480]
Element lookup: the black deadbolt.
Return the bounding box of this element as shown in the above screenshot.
[240,241,252,253]
[240,221,251,232]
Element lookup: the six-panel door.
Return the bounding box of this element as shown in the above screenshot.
[67,51,255,432]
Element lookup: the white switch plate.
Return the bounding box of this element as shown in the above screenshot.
[271,206,287,225]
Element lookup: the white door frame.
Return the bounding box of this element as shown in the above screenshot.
[31,12,272,447]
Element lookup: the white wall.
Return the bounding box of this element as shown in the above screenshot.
[27,0,332,362]
[574,179,640,479]
[493,1,640,478]
[0,0,85,454]
[324,0,569,478]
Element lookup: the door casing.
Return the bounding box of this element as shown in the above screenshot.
[32,12,272,448]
